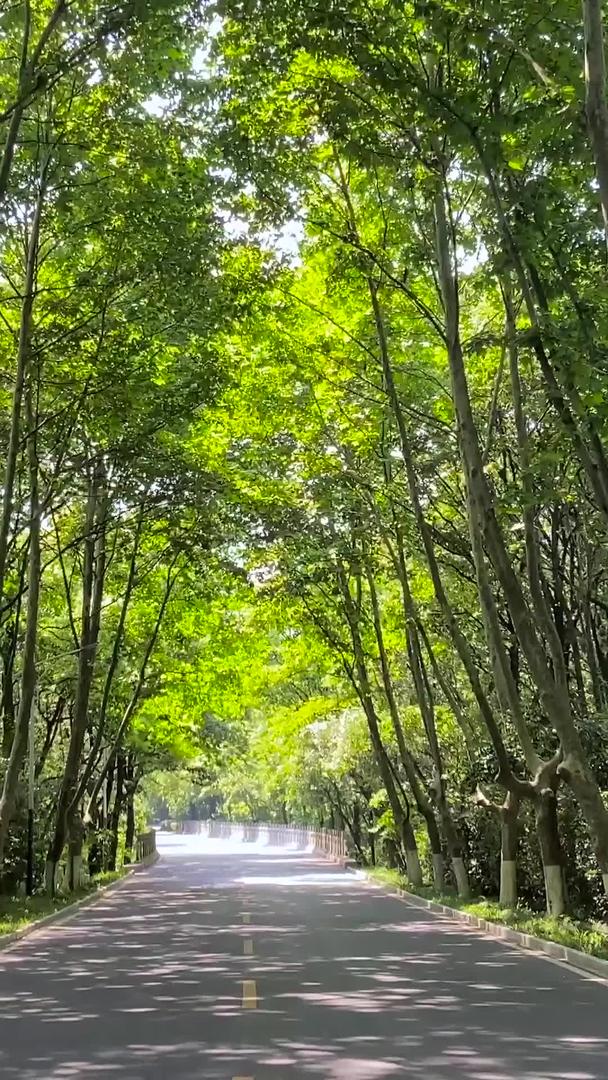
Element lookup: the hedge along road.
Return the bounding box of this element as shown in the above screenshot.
[0,832,607,1079]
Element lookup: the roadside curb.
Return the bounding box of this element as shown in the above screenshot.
[357,871,608,983]
[0,853,159,954]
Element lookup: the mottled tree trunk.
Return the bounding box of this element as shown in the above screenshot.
[368,536,467,896]
[87,810,103,879]
[583,0,608,249]
[46,473,107,893]
[535,789,566,916]
[337,567,422,884]
[84,559,178,823]
[124,758,136,865]
[107,754,125,872]
[499,792,520,908]
[0,369,42,870]
[434,177,608,893]
[364,552,438,886]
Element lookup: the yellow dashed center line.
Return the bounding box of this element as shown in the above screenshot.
[243,937,254,956]
[242,979,257,1009]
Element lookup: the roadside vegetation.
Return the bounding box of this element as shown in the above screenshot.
[366,868,608,962]
[0,870,125,938]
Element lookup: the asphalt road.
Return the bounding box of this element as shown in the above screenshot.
[0,833,607,1079]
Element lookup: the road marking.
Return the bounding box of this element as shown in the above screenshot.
[242,912,250,924]
[244,937,254,956]
[232,1076,254,1079]
[242,979,257,1009]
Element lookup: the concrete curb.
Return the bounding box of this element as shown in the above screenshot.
[0,853,159,954]
[358,871,608,983]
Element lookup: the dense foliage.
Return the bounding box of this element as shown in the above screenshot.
[3,0,608,922]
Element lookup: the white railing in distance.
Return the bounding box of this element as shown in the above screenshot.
[167,820,347,859]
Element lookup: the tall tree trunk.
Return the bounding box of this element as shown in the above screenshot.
[390,537,469,895]
[415,615,477,758]
[87,808,103,879]
[74,506,145,806]
[123,757,137,864]
[583,0,608,250]
[368,271,548,908]
[469,129,608,520]
[84,557,178,821]
[107,753,125,872]
[35,695,66,779]
[499,791,520,908]
[433,175,608,894]
[476,787,520,907]
[0,370,42,869]
[366,272,518,787]
[0,163,46,612]
[534,765,567,917]
[0,2,66,201]
[0,554,26,759]
[351,800,363,860]
[363,551,441,886]
[45,470,107,893]
[336,567,421,883]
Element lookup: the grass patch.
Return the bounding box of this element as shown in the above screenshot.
[365,867,608,962]
[0,869,126,938]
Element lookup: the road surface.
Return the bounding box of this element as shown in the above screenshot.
[0,832,607,1079]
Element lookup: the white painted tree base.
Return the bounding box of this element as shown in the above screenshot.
[499,859,517,907]
[543,864,566,916]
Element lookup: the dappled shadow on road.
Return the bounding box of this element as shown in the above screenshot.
[0,836,606,1078]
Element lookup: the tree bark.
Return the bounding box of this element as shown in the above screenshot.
[535,779,567,916]
[367,274,517,788]
[372,537,468,894]
[84,557,178,821]
[0,554,26,760]
[45,469,107,893]
[476,787,520,907]
[583,0,608,250]
[362,551,441,886]
[0,161,47,611]
[0,368,42,869]
[73,506,145,806]
[87,808,104,878]
[332,157,515,791]
[415,615,477,758]
[107,753,125,872]
[499,791,520,908]
[123,757,137,864]
[433,176,608,891]
[35,695,66,779]
[336,566,421,883]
